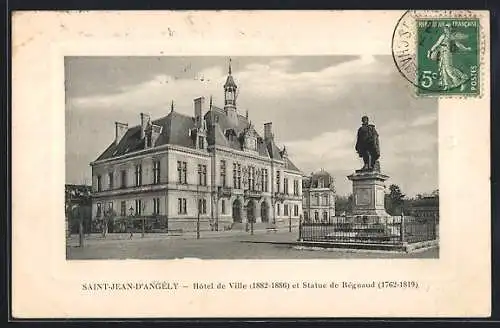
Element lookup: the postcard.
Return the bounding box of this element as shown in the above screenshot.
[12,10,490,318]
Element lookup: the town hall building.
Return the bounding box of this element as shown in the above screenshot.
[90,60,303,232]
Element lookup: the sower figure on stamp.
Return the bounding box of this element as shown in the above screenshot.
[355,115,380,171]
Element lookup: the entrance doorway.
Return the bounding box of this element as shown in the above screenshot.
[261,201,269,222]
[232,199,242,222]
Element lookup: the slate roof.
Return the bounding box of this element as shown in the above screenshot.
[224,74,237,88]
[303,170,335,189]
[95,111,196,161]
[284,158,301,172]
[204,106,270,157]
[93,106,301,174]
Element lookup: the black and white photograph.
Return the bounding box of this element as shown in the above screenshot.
[65,55,439,259]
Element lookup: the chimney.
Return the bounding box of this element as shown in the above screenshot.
[115,122,128,145]
[194,97,206,128]
[264,122,274,140]
[140,113,150,138]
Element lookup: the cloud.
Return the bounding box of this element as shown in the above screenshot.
[286,129,358,173]
[410,112,438,127]
[69,55,392,116]
[284,121,437,196]
[237,55,389,100]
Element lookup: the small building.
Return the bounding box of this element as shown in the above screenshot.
[302,170,336,223]
[407,195,439,220]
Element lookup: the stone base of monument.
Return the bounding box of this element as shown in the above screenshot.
[328,215,399,242]
[329,169,398,243]
[293,239,438,253]
[348,169,390,216]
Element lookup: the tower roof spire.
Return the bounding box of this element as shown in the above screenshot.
[224,58,237,89]
[170,100,174,112]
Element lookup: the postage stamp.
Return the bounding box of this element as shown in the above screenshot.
[416,19,479,96]
[392,11,483,97]
[12,10,491,319]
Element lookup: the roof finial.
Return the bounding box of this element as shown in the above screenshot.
[210,95,213,110]
[228,57,232,75]
[170,100,174,112]
[245,109,249,119]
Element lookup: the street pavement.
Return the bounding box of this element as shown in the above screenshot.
[66,230,439,260]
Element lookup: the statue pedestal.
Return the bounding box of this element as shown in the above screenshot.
[347,170,390,222]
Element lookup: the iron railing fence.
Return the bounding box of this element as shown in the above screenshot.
[90,215,170,233]
[299,215,438,244]
[89,215,222,234]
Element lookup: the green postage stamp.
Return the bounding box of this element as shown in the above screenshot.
[392,11,482,97]
[416,19,479,96]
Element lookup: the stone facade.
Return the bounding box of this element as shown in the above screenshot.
[302,170,336,223]
[90,61,303,232]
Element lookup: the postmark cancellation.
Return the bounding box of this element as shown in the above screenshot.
[392,10,483,97]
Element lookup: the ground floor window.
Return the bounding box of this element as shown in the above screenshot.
[153,198,160,215]
[323,211,328,222]
[277,204,281,216]
[294,205,299,216]
[178,198,187,214]
[221,200,226,214]
[314,211,319,222]
[120,201,126,216]
[284,204,289,216]
[96,203,102,217]
[198,198,207,214]
[135,199,142,215]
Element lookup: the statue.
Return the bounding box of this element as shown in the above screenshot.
[355,116,380,171]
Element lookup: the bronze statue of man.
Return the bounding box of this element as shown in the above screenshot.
[355,116,380,171]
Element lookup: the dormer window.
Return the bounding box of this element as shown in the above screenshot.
[198,136,205,149]
[145,127,152,148]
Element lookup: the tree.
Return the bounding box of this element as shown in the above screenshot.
[102,209,117,238]
[385,184,405,215]
[335,194,354,216]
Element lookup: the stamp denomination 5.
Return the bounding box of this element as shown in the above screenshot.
[392,10,483,97]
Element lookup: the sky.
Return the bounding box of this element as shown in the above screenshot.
[65,55,438,197]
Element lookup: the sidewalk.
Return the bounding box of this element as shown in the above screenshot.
[67,228,299,247]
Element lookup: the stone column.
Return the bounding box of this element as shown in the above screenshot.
[254,200,261,223]
[241,199,247,223]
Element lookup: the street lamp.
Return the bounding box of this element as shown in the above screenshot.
[78,207,84,248]
[129,206,134,238]
[197,166,201,240]
[289,211,292,232]
[242,167,253,235]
